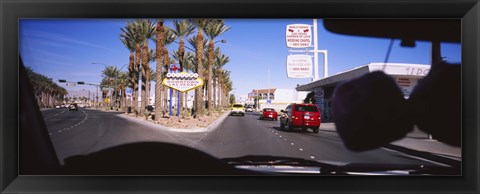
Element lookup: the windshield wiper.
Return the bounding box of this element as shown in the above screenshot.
[223,155,342,175]
[222,155,460,175]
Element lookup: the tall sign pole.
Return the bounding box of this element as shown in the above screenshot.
[313,19,319,81]
[169,64,179,116]
[286,20,328,80]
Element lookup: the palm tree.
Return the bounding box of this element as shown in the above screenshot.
[154,19,165,120]
[134,19,156,116]
[204,20,230,115]
[214,52,230,108]
[121,19,155,115]
[172,20,195,113]
[172,20,195,72]
[26,67,68,108]
[220,70,232,108]
[224,77,233,107]
[116,71,130,111]
[121,21,142,112]
[101,66,119,107]
[189,19,212,117]
[119,33,136,109]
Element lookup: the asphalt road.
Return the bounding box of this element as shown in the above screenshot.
[42,108,451,167]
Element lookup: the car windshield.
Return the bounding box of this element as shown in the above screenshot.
[19,18,461,175]
[295,105,318,112]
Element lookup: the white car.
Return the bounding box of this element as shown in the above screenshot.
[245,106,253,112]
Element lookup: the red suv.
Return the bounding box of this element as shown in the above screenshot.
[280,103,321,133]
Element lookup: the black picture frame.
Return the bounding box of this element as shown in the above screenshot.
[1,0,479,193]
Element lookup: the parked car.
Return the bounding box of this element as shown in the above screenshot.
[55,105,61,109]
[280,103,321,133]
[230,104,245,116]
[259,108,278,121]
[69,103,79,111]
[245,106,254,112]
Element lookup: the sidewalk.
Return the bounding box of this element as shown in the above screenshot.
[118,111,231,133]
[319,123,461,159]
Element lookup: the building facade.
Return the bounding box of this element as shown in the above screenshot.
[248,88,308,111]
[296,63,430,122]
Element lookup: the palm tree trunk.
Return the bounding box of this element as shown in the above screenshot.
[141,75,146,115]
[155,19,165,121]
[141,41,150,116]
[163,47,169,115]
[135,43,141,114]
[207,41,214,116]
[213,77,217,109]
[128,52,135,109]
[195,31,204,117]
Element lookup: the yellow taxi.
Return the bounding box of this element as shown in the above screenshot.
[230,104,245,116]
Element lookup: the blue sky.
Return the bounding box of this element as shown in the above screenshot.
[20,19,461,98]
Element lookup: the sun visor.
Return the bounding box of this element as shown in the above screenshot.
[323,19,460,43]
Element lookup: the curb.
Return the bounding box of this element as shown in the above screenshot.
[118,111,230,133]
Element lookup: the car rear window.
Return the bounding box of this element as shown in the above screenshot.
[233,104,243,108]
[264,108,275,112]
[295,105,318,112]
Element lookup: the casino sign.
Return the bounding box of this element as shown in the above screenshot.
[162,72,204,92]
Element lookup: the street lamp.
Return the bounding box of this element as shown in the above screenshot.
[215,39,227,44]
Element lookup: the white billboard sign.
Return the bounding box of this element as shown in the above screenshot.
[286,24,312,48]
[286,55,313,78]
[162,73,204,92]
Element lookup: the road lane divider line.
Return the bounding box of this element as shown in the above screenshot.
[56,110,89,134]
[44,109,67,120]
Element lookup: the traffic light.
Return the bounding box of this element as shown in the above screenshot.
[59,79,66,82]
[77,81,85,85]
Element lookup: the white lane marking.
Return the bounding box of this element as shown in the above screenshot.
[56,110,89,134]
[310,156,315,159]
[290,143,294,145]
[44,109,66,120]
[279,135,282,138]
[299,148,303,151]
